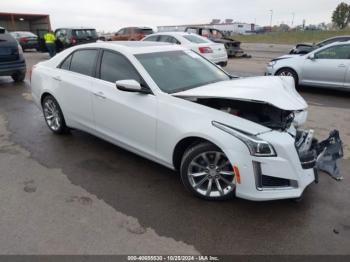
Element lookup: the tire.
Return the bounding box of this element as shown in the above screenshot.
[42,95,69,134]
[11,72,26,82]
[276,68,299,88]
[180,142,236,200]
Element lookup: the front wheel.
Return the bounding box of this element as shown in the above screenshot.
[180,142,236,200]
[42,95,69,134]
[276,68,299,88]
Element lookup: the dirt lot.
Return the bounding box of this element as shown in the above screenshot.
[0,48,349,255]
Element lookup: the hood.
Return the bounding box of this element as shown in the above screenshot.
[173,76,307,111]
[296,43,313,47]
[273,54,300,61]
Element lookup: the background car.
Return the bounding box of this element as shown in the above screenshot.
[185,26,247,57]
[290,35,350,54]
[10,31,38,51]
[142,32,228,66]
[0,27,26,82]
[55,28,98,51]
[111,27,154,41]
[267,41,350,90]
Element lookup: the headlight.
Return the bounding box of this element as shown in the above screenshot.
[212,121,277,157]
[267,60,277,67]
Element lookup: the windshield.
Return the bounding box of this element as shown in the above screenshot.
[183,34,210,44]
[136,50,230,93]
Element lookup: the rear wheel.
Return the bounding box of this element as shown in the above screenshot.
[11,72,26,82]
[276,68,299,88]
[42,95,69,134]
[180,142,236,200]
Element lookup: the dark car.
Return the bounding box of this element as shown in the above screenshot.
[10,31,39,51]
[55,28,98,51]
[185,26,248,57]
[111,27,154,41]
[290,35,350,54]
[0,27,26,82]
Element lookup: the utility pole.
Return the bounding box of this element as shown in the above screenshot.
[291,12,295,27]
[269,10,273,27]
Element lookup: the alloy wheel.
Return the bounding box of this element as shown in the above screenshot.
[43,98,62,131]
[279,70,293,77]
[187,151,236,198]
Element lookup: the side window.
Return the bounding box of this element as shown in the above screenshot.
[59,54,73,70]
[144,35,159,42]
[315,45,350,59]
[100,51,141,83]
[116,29,125,36]
[167,36,180,44]
[158,35,179,44]
[70,49,98,76]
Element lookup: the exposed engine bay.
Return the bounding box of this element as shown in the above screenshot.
[185,97,344,180]
[189,97,295,131]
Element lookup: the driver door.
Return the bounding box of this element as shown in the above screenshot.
[301,44,350,88]
[91,50,157,157]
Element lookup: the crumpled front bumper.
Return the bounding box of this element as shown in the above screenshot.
[302,129,344,180]
[223,129,343,201]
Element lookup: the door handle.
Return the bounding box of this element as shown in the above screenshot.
[52,76,62,81]
[93,91,106,99]
[338,64,347,68]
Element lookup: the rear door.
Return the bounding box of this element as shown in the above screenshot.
[113,28,128,41]
[301,44,350,88]
[54,49,98,131]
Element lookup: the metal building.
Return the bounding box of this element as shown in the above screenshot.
[0,12,51,34]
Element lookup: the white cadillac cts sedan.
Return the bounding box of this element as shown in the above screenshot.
[31,41,318,201]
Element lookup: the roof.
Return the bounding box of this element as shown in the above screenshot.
[55,27,97,30]
[151,32,193,36]
[76,41,186,55]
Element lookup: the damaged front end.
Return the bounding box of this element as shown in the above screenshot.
[181,96,344,181]
[173,76,344,182]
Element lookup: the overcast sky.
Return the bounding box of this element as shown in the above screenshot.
[1,0,347,31]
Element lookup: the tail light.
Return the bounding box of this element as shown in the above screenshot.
[70,37,77,45]
[198,47,213,54]
[29,65,36,82]
[19,37,29,43]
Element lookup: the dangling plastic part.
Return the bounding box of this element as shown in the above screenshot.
[316,130,344,181]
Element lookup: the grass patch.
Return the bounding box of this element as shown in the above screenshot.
[233,30,350,45]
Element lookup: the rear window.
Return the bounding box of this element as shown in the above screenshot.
[183,35,210,44]
[18,32,37,37]
[0,28,6,34]
[73,29,97,39]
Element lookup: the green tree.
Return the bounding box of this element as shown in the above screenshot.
[332,2,350,29]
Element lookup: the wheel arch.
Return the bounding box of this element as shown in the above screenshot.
[172,136,220,171]
[40,92,55,106]
[275,67,299,84]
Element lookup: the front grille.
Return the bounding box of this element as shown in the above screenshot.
[262,175,290,187]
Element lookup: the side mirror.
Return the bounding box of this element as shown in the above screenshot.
[116,80,150,94]
[308,53,315,60]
